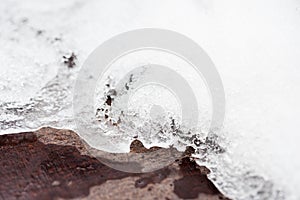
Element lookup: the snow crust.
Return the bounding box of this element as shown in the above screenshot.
[1,0,300,199]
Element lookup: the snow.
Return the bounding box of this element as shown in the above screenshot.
[1,0,300,199]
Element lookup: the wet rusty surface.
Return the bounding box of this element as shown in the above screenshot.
[0,132,134,200]
[0,127,229,200]
[134,168,171,189]
[130,139,164,153]
[174,157,221,199]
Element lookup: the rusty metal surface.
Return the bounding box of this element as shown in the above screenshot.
[0,127,229,200]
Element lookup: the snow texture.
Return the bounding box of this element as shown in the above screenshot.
[1,0,300,199]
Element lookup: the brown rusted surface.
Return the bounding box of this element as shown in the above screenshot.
[0,131,133,200]
[174,158,224,199]
[130,139,162,153]
[0,127,229,200]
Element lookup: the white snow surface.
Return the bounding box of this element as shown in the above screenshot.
[1,0,300,199]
